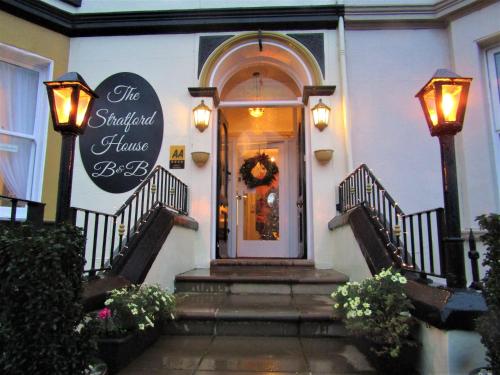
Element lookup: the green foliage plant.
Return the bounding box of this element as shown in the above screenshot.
[476,214,500,374]
[91,284,175,337]
[332,268,414,358]
[0,223,94,375]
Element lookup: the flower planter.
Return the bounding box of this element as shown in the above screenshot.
[352,337,420,375]
[97,325,160,374]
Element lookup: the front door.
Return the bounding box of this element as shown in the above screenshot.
[235,142,289,257]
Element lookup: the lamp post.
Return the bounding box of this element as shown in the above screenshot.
[44,72,98,223]
[415,69,472,288]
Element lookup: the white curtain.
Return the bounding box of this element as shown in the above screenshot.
[0,61,38,199]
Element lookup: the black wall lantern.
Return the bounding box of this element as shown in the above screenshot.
[45,72,98,223]
[415,69,472,289]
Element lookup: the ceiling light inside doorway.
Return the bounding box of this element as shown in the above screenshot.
[248,72,264,118]
[249,107,264,118]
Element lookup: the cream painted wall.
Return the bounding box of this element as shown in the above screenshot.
[68,33,214,267]
[345,28,450,214]
[418,322,487,374]
[143,225,198,291]
[448,1,500,226]
[67,29,348,267]
[42,0,337,13]
[307,29,348,268]
[328,223,372,281]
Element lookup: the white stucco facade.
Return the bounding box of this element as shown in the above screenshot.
[64,0,500,268]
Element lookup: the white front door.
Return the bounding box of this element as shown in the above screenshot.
[235,142,289,257]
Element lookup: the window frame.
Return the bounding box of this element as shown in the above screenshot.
[0,43,53,218]
[0,43,54,203]
[485,45,500,206]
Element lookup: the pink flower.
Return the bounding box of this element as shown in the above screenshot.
[98,307,112,320]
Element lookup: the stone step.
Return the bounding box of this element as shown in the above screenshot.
[165,293,347,337]
[175,267,348,295]
[210,258,315,268]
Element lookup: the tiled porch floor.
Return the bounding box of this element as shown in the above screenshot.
[117,335,377,375]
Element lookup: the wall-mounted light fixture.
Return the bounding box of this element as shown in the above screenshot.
[44,72,97,223]
[193,99,211,132]
[311,99,330,131]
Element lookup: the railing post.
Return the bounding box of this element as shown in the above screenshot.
[27,202,45,226]
[183,185,189,215]
[336,184,343,212]
[10,198,18,222]
[468,229,482,290]
[436,207,447,276]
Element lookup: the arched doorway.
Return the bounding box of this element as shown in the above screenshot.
[200,32,323,259]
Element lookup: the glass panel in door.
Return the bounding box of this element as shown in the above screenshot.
[236,144,288,257]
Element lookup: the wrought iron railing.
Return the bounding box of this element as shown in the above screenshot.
[337,164,480,286]
[0,194,45,225]
[72,166,189,276]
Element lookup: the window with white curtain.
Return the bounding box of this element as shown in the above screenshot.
[486,46,500,204]
[0,43,52,216]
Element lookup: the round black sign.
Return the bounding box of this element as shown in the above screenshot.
[80,72,163,193]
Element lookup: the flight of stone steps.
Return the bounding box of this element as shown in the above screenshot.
[165,260,349,337]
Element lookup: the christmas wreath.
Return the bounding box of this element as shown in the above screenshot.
[239,153,279,188]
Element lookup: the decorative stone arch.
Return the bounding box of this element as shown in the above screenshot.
[199,32,324,93]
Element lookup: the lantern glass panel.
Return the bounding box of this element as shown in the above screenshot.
[53,87,73,124]
[441,84,462,123]
[76,90,92,127]
[423,89,438,126]
[194,106,210,127]
[313,106,328,126]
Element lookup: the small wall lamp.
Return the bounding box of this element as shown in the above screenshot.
[311,99,331,131]
[193,99,212,132]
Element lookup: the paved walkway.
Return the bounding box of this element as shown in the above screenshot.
[117,335,377,375]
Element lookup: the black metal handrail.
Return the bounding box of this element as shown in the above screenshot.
[337,164,448,281]
[0,194,45,225]
[72,166,189,276]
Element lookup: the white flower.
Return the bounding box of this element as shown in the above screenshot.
[341,289,348,296]
[334,303,339,309]
[131,308,138,315]
[138,324,145,330]
[356,310,363,317]
[391,276,398,282]
[364,309,372,316]
[104,299,113,306]
[399,277,407,284]
[363,303,370,308]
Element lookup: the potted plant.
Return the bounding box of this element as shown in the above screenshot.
[89,284,175,374]
[331,268,418,374]
[473,214,500,375]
